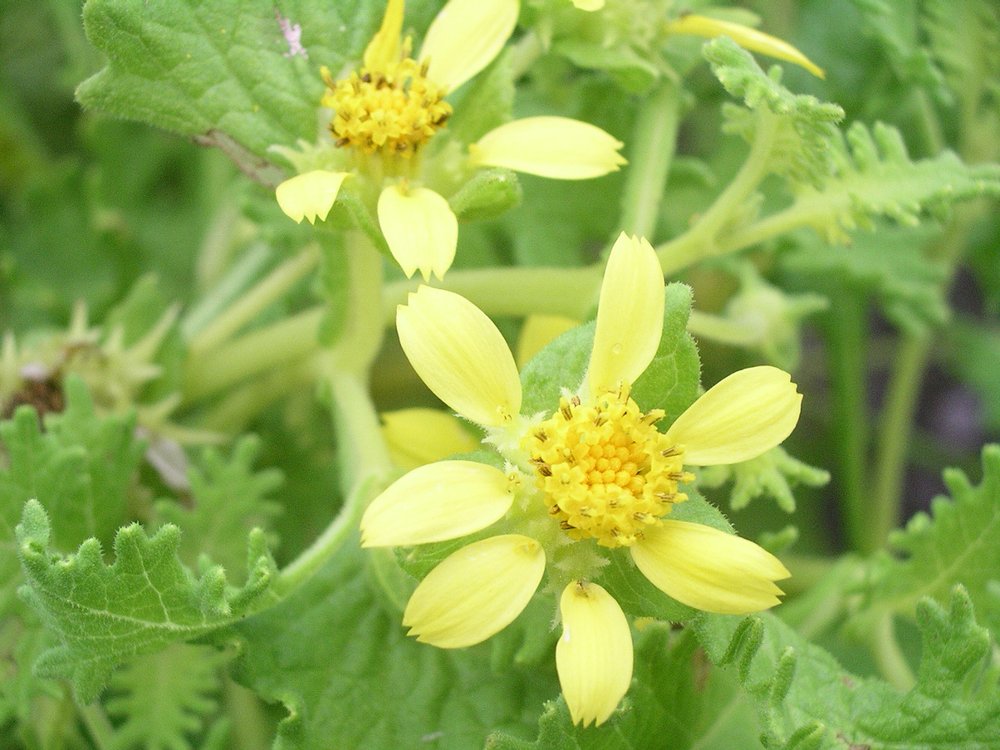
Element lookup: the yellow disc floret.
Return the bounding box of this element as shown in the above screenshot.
[321,58,452,157]
[523,385,692,548]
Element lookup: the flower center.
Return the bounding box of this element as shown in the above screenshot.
[522,385,690,548]
[322,58,452,157]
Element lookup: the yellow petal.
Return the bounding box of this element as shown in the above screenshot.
[382,408,480,470]
[396,286,522,427]
[631,521,790,614]
[363,0,404,71]
[403,534,545,647]
[665,366,801,466]
[585,233,664,398]
[572,0,605,10]
[275,171,349,224]
[556,581,632,727]
[665,14,825,79]
[421,0,519,92]
[470,117,626,180]
[361,460,512,547]
[378,184,458,281]
[516,314,579,368]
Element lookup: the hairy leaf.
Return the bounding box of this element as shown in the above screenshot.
[15,500,276,702]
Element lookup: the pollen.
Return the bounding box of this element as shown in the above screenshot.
[321,58,452,157]
[523,385,692,548]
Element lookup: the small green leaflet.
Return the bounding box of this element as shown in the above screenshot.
[16,500,275,702]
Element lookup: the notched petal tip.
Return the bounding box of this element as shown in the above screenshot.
[378,184,458,282]
[275,170,349,225]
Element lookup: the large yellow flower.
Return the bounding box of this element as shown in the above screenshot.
[275,0,626,280]
[361,233,801,726]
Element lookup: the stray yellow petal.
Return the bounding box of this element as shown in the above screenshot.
[421,0,519,92]
[516,314,579,368]
[382,408,480,470]
[361,460,512,547]
[275,171,349,224]
[363,0,404,71]
[397,286,522,427]
[378,184,458,281]
[665,366,801,466]
[403,534,545,647]
[585,233,664,398]
[556,581,632,727]
[470,117,626,180]
[631,521,790,614]
[572,0,605,10]
[665,14,825,79]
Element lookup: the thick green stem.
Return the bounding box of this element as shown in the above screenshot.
[656,110,780,275]
[686,309,760,347]
[620,81,681,240]
[826,293,872,552]
[188,244,320,354]
[77,701,114,750]
[871,614,916,690]
[328,232,385,376]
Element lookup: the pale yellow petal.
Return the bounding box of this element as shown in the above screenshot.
[665,366,801,466]
[572,0,605,10]
[275,171,349,224]
[585,233,664,398]
[382,408,480,470]
[363,0,404,71]
[631,521,790,615]
[421,0,519,92]
[470,117,626,180]
[403,534,545,647]
[360,460,512,547]
[516,314,578,368]
[665,14,825,79]
[396,286,522,427]
[378,184,458,281]
[556,581,632,727]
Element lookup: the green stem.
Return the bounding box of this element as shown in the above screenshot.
[188,244,320,354]
[871,614,915,690]
[507,30,544,80]
[686,309,760,347]
[77,701,115,750]
[223,671,273,750]
[196,358,317,433]
[620,81,681,239]
[656,109,780,275]
[328,232,385,376]
[826,293,872,552]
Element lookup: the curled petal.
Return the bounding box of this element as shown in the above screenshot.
[363,0,404,71]
[585,233,664,398]
[382,408,480,470]
[470,117,626,180]
[665,14,825,79]
[421,0,519,92]
[275,171,349,224]
[378,184,458,281]
[361,460,512,547]
[666,366,801,466]
[397,286,522,427]
[631,521,790,614]
[556,581,632,727]
[403,534,545,648]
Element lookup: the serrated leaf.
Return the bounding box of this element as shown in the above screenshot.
[695,586,1000,749]
[105,643,230,750]
[856,445,1000,634]
[15,499,276,702]
[698,446,831,513]
[234,540,553,750]
[153,436,283,575]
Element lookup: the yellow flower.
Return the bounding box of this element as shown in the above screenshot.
[362,233,801,726]
[381,407,480,470]
[275,0,626,280]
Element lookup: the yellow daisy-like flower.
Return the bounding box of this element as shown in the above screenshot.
[275,0,626,280]
[362,233,801,726]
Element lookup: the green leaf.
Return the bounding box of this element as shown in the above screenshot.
[448,168,523,223]
[855,445,1000,634]
[15,499,276,702]
[104,643,230,750]
[153,436,283,575]
[698,446,831,513]
[446,51,516,146]
[0,377,144,560]
[695,586,1000,749]
[234,540,554,750]
[487,624,762,750]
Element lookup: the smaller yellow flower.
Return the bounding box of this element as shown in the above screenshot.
[363,233,801,726]
[275,0,626,280]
